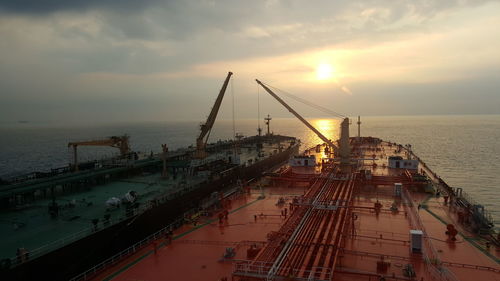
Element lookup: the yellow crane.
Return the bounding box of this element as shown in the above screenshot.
[68,135,131,171]
[195,71,233,158]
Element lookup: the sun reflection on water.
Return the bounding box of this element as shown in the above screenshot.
[298,119,339,158]
[312,119,340,141]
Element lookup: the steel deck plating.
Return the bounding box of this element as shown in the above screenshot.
[82,137,499,281]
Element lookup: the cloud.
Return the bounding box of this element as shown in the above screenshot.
[340,86,352,95]
[0,0,499,123]
[0,0,157,14]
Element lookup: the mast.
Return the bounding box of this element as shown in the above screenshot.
[265,114,272,135]
[357,115,361,142]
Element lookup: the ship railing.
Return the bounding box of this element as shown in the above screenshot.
[69,217,183,281]
[425,262,461,281]
[406,146,495,229]
[69,181,249,281]
[401,188,460,281]
[8,199,158,268]
[5,150,252,268]
[233,260,333,281]
[402,184,440,260]
[441,261,500,273]
[337,249,463,281]
[8,216,125,268]
[233,260,273,277]
[457,189,494,226]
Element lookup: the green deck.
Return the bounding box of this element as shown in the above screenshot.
[0,172,205,259]
[0,137,296,263]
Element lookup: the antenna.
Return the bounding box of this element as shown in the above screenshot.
[357,116,361,142]
[265,114,272,135]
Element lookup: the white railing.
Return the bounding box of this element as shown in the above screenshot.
[233,260,333,281]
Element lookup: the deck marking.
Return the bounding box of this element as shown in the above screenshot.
[102,250,154,281]
[423,206,500,264]
[103,197,262,280]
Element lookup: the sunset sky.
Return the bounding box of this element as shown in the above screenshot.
[1,0,499,124]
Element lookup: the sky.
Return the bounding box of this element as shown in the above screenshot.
[1,0,499,124]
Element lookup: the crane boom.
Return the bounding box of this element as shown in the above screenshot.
[68,135,130,171]
[195,71,233,158]
[256,79,339,151]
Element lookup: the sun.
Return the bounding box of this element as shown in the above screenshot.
[316,63,334,80]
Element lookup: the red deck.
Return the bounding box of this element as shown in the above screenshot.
[88,139,499,281]
[93,186,303,281]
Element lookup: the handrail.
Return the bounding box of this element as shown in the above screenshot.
[7,173,219,268]
[8,200,156,268]
[9,217,122,267]
[69,182,249,281]
[69,217,183,281]
[402,187,460,281]
[233,260,333,281]
[402,143,495,232]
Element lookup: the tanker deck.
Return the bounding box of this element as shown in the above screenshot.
[77,137,499,281]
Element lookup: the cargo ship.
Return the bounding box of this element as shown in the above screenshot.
[2,74,499,281]
[0,72,300,280]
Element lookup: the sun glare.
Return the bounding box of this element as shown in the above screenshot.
[313,119,338,140]
[316,63,334,80]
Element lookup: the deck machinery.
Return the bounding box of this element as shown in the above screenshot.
[68,135,131,171]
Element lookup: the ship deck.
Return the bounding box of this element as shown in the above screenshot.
[0,136,295,265]
[0,173,204,256]
[83,138,499,281]
[86,184,309,281]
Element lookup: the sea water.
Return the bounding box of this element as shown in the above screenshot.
[0,115,498,226]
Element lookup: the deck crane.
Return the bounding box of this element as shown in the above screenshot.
[68,135,131,171]
[195,71,233,158]
[256,79,351,164]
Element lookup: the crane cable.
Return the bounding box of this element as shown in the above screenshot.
[262,81,346,119]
